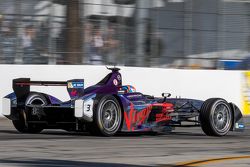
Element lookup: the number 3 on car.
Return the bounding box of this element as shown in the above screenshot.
[84,100,94,118]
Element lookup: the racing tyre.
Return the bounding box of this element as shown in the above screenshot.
[12,93,47,133]
[87,95,122,136]
[200,98,233,136]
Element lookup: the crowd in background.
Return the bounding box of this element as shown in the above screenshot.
[0,17,122,65]
[0,18,164,66]
[0,0,249,70]
[0,18,49,64]
[83,23,120,65]
[0,15,249,70]
[0,17,16,64]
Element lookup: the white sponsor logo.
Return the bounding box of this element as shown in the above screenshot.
[127,94,142,98]
[113,79,118,86]
[117,75,121,81]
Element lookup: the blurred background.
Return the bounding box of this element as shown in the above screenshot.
[0,0,249,69]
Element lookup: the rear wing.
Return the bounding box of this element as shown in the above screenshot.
[13,78,84,105]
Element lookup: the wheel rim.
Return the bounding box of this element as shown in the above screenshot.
[26,96,47,120]
[212,103,231,133]
[26,97,46,106]
[100,100,120,132]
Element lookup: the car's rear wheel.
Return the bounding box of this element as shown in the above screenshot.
[12,93,47,133]
[200,98,233,136]
[87,95,122,136]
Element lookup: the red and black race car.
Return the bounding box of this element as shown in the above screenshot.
[2,67,244,136]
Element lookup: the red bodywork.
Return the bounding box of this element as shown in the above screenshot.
[153,103,174,123]
[124,102,174,131]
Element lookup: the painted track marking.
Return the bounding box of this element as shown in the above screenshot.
[172,155,250,166]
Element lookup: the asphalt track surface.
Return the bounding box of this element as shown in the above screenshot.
[0,118,250,167]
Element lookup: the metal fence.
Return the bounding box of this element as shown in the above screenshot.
[0,0,249,69]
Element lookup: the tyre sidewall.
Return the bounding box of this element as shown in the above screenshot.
[13,93,47,133]
[209,99,232,136]
[95,95,122,136]
[25,93,48,106]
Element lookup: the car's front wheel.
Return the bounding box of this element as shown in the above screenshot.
[200,98,233,136]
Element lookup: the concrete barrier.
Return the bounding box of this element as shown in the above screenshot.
[0,65,244,116]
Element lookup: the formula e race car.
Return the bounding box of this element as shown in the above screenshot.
[2,67,245,136]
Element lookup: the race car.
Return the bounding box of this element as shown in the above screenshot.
[2,67,245,136]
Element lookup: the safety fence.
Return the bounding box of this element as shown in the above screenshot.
[0,0,249,69]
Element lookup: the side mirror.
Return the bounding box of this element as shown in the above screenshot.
[162,93,171,98]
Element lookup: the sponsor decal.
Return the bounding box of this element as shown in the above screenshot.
[126,94,142,98]
[153,103,173,122]
[155,113,172,123]
[117,75,121,81]
[238,124,245,129]
[236,123,244,129]
[113,79,118,86]
[123,102,173,130]
[68,82,84,89]
[118,90,125,94]
[124,103,151,131]
[70,89,78,97]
